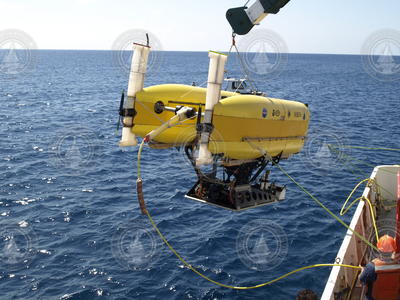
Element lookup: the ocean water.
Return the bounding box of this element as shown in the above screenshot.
[0,50,399,300]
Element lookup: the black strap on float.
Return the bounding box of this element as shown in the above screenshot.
[116,90,125,132]
[117,90,137,132]
[120,108,136,118]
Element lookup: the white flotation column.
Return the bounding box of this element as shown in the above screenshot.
[119,43,151,147]
[196,51,228,166]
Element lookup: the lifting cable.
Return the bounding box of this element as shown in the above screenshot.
[227,33,259,93]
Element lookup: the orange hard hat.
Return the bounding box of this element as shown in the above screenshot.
[377,235,397,253]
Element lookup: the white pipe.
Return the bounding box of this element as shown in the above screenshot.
[145,107,194,142]
[196,51,228,166]
[119,43,151,147]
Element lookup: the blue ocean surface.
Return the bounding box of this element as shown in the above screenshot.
[0,50,399,300]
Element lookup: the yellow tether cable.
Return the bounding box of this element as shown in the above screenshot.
[326,144,398,207]
[147,209,360,290]
[242,139,379,251]
[136,140,362,290]
[328,144,400,152]
[328,144,399,176]
[137,139,145,179]
[273,163,379,251]
[339,178,379,242]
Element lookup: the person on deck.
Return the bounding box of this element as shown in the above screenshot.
[359,234,400,300]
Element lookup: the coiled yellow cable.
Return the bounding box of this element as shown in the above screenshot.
[339,178,379,242]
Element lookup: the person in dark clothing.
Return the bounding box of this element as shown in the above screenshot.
[359,262,378,300]
[359,234,399,300]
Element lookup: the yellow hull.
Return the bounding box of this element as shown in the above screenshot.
[132,84,310,160]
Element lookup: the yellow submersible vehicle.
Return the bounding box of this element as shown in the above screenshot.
[117,42,310,211]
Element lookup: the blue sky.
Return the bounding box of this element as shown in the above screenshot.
[0,0,399,54]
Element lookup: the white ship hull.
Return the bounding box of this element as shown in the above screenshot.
[322,165,400,300]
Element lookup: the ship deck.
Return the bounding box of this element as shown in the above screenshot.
[322,165,399,300]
